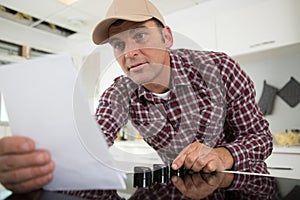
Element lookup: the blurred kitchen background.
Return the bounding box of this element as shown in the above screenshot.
[0,0,299,182]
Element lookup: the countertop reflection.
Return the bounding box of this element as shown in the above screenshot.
[6,170,300,200]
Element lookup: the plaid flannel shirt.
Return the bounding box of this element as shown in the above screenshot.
[96,49,273,171]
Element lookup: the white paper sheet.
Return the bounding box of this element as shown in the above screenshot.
[0,54,126,191]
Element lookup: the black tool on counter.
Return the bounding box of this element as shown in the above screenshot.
[133,166,152,188]
[153,164,169,184]
[133,163,186,188]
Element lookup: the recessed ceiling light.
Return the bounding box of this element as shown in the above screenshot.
[68,18,85,27]
[57,0,79,5]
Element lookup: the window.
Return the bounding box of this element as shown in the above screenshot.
[0,40,22,56]
[0,39,53,65]
[30,48,51,58]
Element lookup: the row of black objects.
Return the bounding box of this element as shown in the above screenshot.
[133,164,185,188]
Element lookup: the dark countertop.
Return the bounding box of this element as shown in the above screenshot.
[4,170,300,200]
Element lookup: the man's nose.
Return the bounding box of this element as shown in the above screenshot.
[124,50,138,59]
[124,40,139,58]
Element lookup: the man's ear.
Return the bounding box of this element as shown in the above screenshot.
[162,26,173,49]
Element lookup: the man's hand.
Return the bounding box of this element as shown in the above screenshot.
[0,136,54,193]
[171,142,233,172]
[171,172,234,199]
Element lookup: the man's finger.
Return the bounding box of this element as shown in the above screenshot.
[171,143,199,170]
[0,137,35,154]
[0,150,51,171]
[0,161,55,185]
[4,173,53,193]
[184,146,201,169]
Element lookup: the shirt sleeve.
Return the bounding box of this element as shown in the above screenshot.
[216,52,273,172]
[95,76,130,146]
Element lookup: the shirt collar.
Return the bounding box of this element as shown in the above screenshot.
[136,49,191,102]
[169,49,190,89]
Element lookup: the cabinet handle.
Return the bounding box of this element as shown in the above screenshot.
[267,166,293,170]
[249,40,275,48]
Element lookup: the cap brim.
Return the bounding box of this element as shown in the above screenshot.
[92,15,153,45]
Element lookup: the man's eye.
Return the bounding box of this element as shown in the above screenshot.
[113,42,125,50]
[134,33,146,41]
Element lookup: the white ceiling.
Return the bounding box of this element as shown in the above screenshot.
[0,0,207,44]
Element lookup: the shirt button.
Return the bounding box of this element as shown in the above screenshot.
[175,123,180,128]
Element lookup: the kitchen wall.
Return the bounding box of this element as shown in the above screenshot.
[234,43,300,133]
[163,0,300,133]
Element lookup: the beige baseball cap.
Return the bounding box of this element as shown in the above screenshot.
[92,0,166,45]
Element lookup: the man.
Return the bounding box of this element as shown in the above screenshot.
[0,0,272,195]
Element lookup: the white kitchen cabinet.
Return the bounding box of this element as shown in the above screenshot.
[265,145,300,180]
[216,0,300,56]
[173,17,217,51]
[166,15,217,51]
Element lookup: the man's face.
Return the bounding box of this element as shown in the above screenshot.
[108,20,173,88]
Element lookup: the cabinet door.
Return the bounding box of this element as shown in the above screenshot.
[167,15,217,51]
[216,0,300,56]
[265,152,300,180]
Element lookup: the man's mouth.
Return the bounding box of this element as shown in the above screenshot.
[128,62,147,72]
